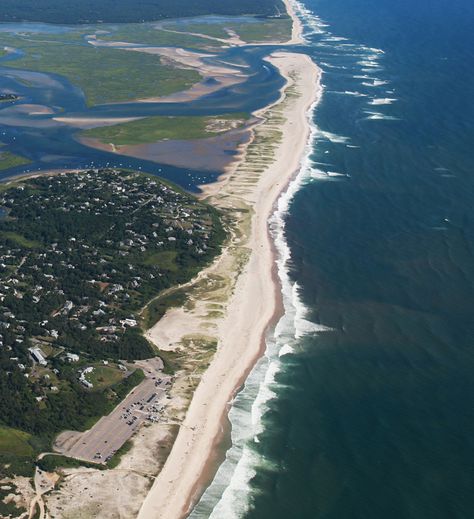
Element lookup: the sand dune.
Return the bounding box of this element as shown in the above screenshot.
[138,51,321,519]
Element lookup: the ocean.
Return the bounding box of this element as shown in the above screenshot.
[191,0,474,518]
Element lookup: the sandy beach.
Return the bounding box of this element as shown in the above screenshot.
[283,0,305,45]
[4,3,319,517]
[137,48,321,518]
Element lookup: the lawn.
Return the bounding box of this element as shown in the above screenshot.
[81,113,248,146]
[0,427,34,456]
[84,364,127,390]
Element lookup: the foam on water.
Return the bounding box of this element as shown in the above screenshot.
[187,3,385,517]
[362,79,389,87]
[328,90,368,97]
[290,0,329,38]
[369,98,397,105]
[317,129,351,144]
[278,344,294,357]
[365,111,400,120]
[323,35,348,42]
[319,61,348,69]
[189,50,327,518]
[310,168,348,181]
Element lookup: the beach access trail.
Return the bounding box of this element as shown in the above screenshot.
[138,50,322,519]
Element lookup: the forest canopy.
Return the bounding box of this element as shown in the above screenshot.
[0,0,286,24]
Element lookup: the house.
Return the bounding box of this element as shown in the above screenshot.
[29,347,47,366]
[63,301,74,313]
[120,318,137,328]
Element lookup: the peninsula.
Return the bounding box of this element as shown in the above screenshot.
[0,0,321,517]
[138,52,321,519]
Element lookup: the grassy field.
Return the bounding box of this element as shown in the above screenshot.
[143,250,178,270]
[0,150,31,171]
[84,364,127,390]
[4,40,201,106]
[0,427,34,456]
[82,113,248,146]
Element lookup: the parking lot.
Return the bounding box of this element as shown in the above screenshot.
[56,358,172,464]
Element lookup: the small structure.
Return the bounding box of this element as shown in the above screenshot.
[120,318,137,328]
[29,347,47,366]
[63,300,74,313]
[79,366,94,388]
[81,379,93,389]
[66,353,80,362]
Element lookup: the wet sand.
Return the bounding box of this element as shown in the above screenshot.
[138,50,322,519]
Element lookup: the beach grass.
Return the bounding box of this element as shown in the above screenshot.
[37,453,104,472]
[106,440,133,469]
[81,113,248,146]
[142,290,188,330]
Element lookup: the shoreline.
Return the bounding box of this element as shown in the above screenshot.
[282,0,305,45]
[138,51,322,519]
[0,3,314,516]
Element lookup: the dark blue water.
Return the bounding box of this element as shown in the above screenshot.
[2,4,474,517]
[191,0,474,517]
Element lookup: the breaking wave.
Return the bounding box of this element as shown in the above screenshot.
[189,36,328,519]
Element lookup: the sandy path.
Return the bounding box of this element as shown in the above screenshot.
[138,50,321,519]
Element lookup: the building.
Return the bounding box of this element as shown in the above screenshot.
[29,347,47,366]
[120,318,137,328]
